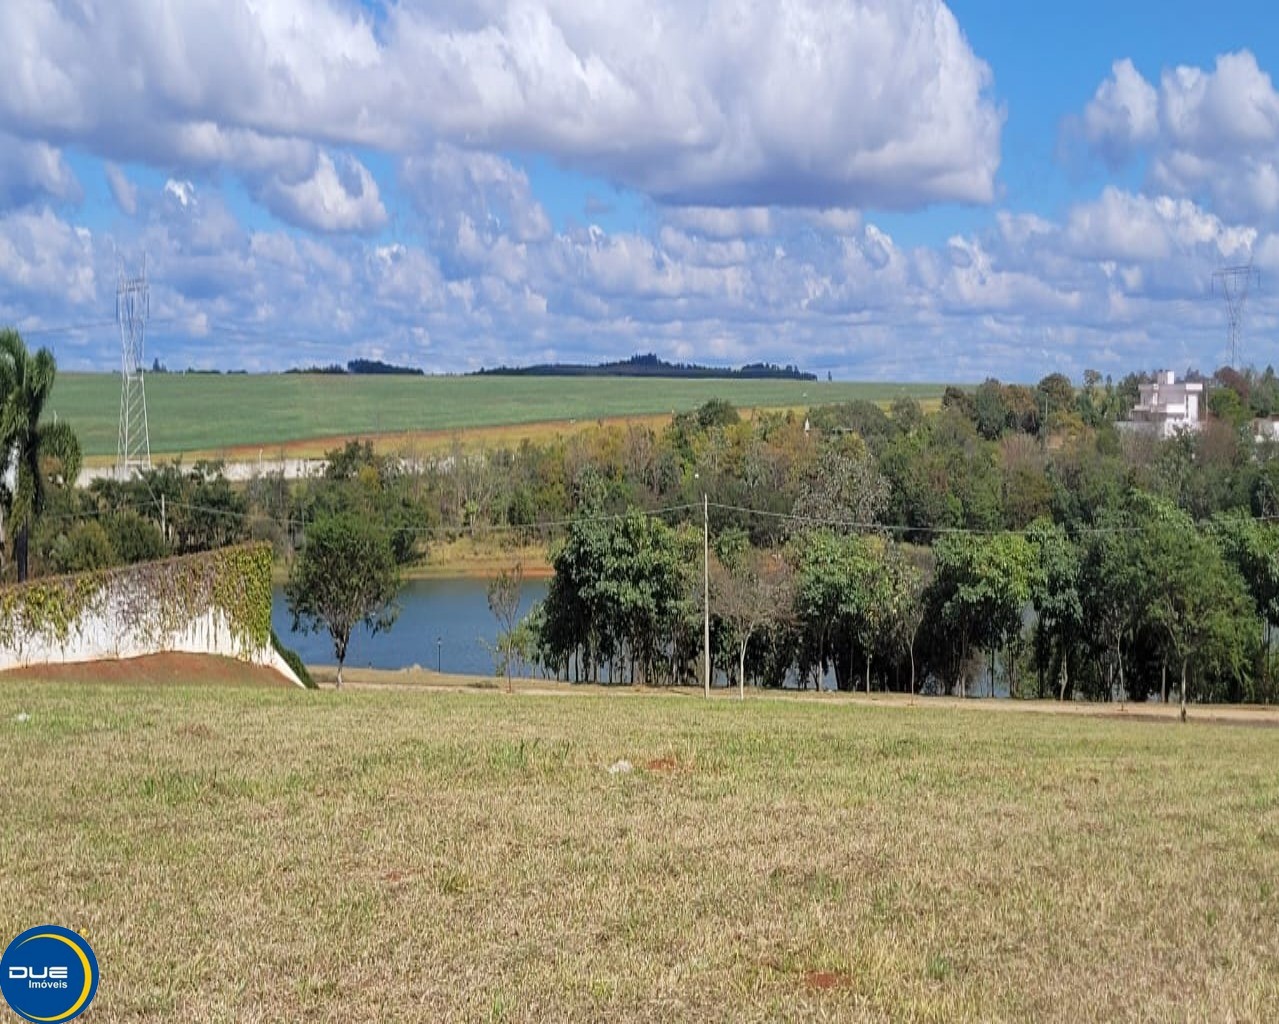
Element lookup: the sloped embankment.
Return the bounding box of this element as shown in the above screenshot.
[0,545,304,687]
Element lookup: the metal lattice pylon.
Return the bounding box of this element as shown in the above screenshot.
[116,257,151,473]
[1213,263,1260,369]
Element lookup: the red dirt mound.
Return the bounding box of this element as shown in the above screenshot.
[0,653,295,688]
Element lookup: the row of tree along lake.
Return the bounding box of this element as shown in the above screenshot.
[35,358,1279,705]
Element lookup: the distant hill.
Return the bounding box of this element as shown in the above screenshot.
[474,353,817,381]
[285,359,424,376]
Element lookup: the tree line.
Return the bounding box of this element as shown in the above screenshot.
[475,352,817,380]
[30,342,1279,705]
[519,481,1277,715]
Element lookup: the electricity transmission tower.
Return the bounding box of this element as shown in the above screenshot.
[1213,263,1260,368]
[116,256,151,474]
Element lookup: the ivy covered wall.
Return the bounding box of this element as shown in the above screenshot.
[0,544,301,686]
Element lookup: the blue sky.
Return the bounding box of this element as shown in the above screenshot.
[1,1,1278,381]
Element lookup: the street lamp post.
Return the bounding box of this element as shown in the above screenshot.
[436,637,442,674]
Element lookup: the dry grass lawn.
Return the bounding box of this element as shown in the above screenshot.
[1,679,1277,1022]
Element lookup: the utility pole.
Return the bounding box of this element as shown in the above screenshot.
[703,492,711,699]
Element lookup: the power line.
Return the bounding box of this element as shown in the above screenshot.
[19,319,119,338]
[147,497,702,539]
[41,499,151,524]
[705,500,1263,539]
[18,316,186,339]
[10,316,326,350]
[676,498,1279,539]
[72,480,1279,544]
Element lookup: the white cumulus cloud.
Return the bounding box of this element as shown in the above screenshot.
[402,145,552,244]
[1073,51,1279,223]
[0,134,80,209]
[0,0,1002,214]
[254,151,387,235]
[1078,59,1159,166]
[1064,187,1254,265]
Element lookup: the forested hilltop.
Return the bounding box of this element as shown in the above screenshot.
[474,352,816,379]
[45,365,1279,707]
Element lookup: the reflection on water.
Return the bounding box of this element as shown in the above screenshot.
[273,577,836,688]
[272,577,548,676]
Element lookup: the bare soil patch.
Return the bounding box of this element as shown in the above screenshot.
[0,653,295,688]
[804,970,852,992]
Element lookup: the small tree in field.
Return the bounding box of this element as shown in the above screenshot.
[487,562,524,692]
[285,513,399,688]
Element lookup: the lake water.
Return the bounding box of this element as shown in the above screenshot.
[272,578,548,675]
[271,579,1021,695]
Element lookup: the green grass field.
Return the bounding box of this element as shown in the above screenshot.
[2,680,1277,1022]
[51,374,947,458]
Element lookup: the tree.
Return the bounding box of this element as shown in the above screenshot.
[928,532,1039,697]
[806,400,899,454]
[712,548,794,699]
[592,513,692,685]
[1208,387,1249,430]
[973,379,1012,440]
[1209,512,1279,696]
[50,521,114,574]
[889,549,930,697]
[307,440,427,564]
[539,508,693,685]
[1079,512,1143,701]
[890,395,924,434]
[795,531,873,690]
[1027,519,1083,700]
[1037,373,1076,420]
[0,330,82,581]
[487,563,524,692]
[1131,495,1255,719]
[103,511,167,565]
[881,429,963,538]
[794,531,903,692]
[696,398,740,429]
[790,441,889,534]
[183,462,249,552]
[285,513,400,688]
[1252,365,1279,418]
[848,542,901,694]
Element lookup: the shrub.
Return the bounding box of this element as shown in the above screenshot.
[104,511,167,564]
[50,521,116,574]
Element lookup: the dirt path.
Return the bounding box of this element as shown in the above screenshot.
[8,655,1271,728]
[317,666,1279,727]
